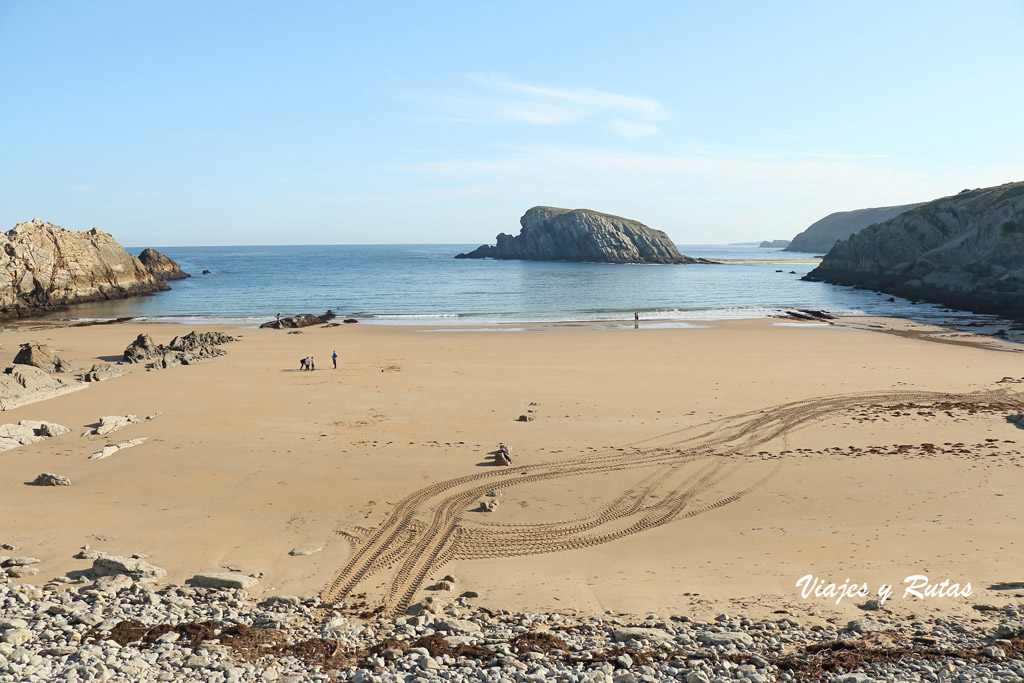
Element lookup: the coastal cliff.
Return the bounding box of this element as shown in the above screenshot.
[138,247,190,281]
[805,182,1024,319]
[0,219,171,318]
[785,203,923,253]
[456,206,709,264]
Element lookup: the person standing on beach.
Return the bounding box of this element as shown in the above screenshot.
[332,350,338,369]
[310,356,315,371]
[634,311,639,329]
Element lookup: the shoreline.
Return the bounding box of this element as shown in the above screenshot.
[5,312,1024,351]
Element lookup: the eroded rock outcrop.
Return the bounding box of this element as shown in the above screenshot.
[123,331,236,368]
[759,239,791,248]
[81,363,124,382]
[260,311,336,329]
[0,219,171,318]
[137,248,190,281]
[0,420,70,452]
[805,182,1024,319]
[785,203,924,253]
[12,343,76,373]
[0,364,85,411]
[455,207,710,264]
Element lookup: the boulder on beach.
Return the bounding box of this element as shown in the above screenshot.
[188,572,259,590]
[92,555,167,582]
[123,334,162,363]
[82,363,123,382]
[31,472,71,486]
[12,343,76,374]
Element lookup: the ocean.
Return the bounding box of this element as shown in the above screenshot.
[35,244,993,327]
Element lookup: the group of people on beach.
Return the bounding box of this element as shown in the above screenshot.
[300,351,338,371]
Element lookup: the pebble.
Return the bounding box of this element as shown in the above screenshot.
[0,574,1021,683]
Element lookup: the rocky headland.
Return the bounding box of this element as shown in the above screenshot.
[455,207,711,264]
[758,240,790,249]
[785,203,924,254]
[805,182,1024,319]
[137,248,190,281]
[0,220,187,319]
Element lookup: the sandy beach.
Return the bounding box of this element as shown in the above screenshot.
[2,317,1023,626]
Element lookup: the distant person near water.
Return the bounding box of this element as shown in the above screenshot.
[332,350,338,369]
[634,311,639,329]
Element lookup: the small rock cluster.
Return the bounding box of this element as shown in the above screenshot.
[3,554,1024,683]
[123,331,236,369]
[0,421,70,453]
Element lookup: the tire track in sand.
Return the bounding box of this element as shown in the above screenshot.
[322,388,1024,614]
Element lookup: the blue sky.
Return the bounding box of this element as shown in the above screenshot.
[2,1,1023,246]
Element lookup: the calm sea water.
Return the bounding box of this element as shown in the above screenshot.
[36,244,986,326]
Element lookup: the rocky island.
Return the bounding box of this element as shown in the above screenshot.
[785,202,923,253]
[805,181,1024,319]
[455,206,711,264]
[0,219,186,319]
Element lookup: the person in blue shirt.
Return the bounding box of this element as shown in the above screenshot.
[332,350,338,369]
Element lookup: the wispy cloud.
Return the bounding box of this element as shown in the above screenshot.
[378,144,1024,242]
[799,151,889,161]
[410,74,666,137]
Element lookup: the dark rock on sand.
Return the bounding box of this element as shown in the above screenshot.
[13,342,76,373]
[260,311,337,329]
[775,309,836,322]
[785,202,924,253]
[805,181,1024,319]
[137,248,190,281]
[456,206,712,264]
[167,331,235,352]
[123,334,161,363]
[32,472,71,486]
[124,331,236,367]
